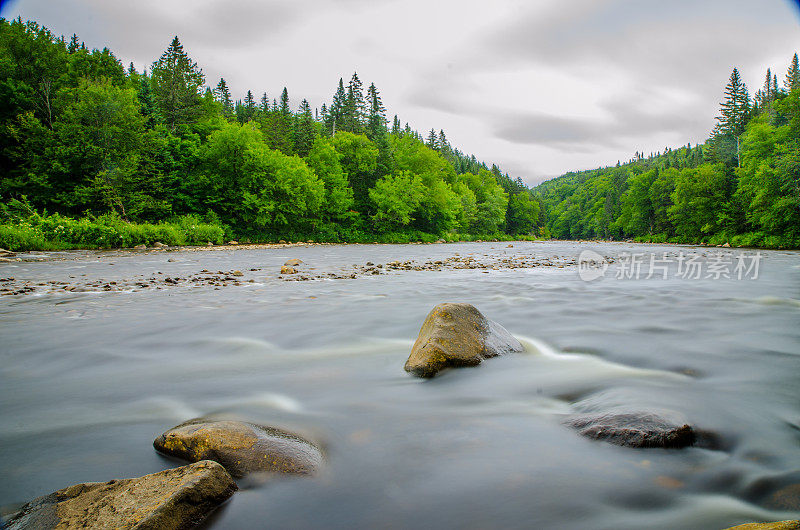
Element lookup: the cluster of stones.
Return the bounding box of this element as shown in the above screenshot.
[0,247,611,296]
[4,419,324,529]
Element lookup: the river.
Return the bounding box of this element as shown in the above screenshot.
[0,241,798,529]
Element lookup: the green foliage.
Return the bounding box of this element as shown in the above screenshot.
[369,171,425,230]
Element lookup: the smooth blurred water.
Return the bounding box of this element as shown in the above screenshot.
[1,241,798,529]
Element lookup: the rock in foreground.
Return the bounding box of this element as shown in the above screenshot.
[154,419,324,478]
[404,302,524,378]
[723,522,800,530]
[3,460,236,530]
[564,411,695,448]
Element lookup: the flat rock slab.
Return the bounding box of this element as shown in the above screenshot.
[564,411,696,448]
[154,419,324,478]
[404,302,523,378]
[3,460,236,530]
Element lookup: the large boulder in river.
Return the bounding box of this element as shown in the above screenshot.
[284,258,303,267]
[563,411,695,448]
[404,303,524,378]
[3,460,236,530]
[154,419,324,478]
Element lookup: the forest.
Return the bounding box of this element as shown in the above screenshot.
[0,18,539,249]
[534,56,800,249]
[0,17,797,250]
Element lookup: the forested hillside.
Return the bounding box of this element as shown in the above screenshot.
[535,57,800,248]
[0,18,542,249]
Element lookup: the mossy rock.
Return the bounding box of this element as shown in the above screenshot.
[154,419,324,478]
[3,460,236,530]
[404,302,523,378]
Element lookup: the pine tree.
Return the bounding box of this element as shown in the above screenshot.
[343,72,366,134]
[243,90,256,122]
[392,115,401,135]
[438,130,451,156]
[365,82,387,142]
[714,68,750,138]
[137,69,154,118]
[214,78,234,119]
[294,99,317,157]
[260,92,269,113]
[759,68,774,107]
[786,53,800,92]
[150,37,205,130]
[67,34,80,54]
[327,78,346,135]
[279,87,291,117]
[426,129,438,149]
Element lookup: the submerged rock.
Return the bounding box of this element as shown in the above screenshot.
[404,302,524,378]
[3,460,236,530]
[563,411,695,448]
[154,419,324,478]
[723,522,800,530]
[280,265,297,275]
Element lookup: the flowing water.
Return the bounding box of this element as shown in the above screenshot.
[1,241,798,529]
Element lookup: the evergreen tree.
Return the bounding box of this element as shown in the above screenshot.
[214,78,233,119]
[150,37,205,130]
[365,82,387,142]
[294,99,317,157]
[279,87,291,117]
[343,72,366,134]
[260,92,269,113]
[714,68,751,137]
[426,129,438,149]
[786,53,800,92]
[67,33,80,53]
[392,115,401,135]
[243,90,256,122]
[137,69,153,119]
[327,78,346,135]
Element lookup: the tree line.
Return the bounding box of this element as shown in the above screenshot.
[0,18,542,244]
[534,55,800,248]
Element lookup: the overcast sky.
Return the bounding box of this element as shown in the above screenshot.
[3,0,800,185]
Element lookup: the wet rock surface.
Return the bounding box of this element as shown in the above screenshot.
[723,522,800,530]
[404,302,524,378]
[563,411,696,448]
[3,460,236,530]
[154,419,324,478]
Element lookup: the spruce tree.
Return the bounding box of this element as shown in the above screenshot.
[279,87,291,117]
[243,90,256,122]
[786,53,800,92]
[260,92,269,113]
[426,129,438,149]
[294,99,317,157]
[366,82,387,142]
[392,115,401,135]
[150,37,205,130]
[214,78,233,119]
[328,78,346,135]
[714,68,750,138]
[343,72,366,134]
